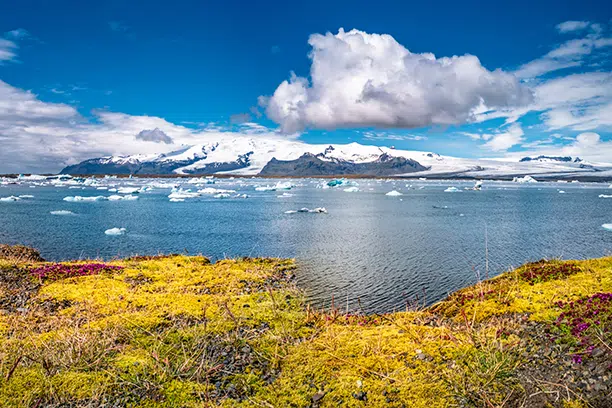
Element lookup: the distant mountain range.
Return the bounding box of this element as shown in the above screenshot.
[60,137,612,180]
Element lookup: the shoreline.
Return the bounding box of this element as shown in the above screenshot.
[1,245,611,407]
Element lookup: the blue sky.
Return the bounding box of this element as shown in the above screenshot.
[1,0,611,172]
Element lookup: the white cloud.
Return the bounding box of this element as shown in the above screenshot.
[0,80,288,173]
[264,28,532,133]
[480,124,525,152]
[511,132,612,163]
[0,38,17,62]
[556,21,591,34]
[363,131,427,141]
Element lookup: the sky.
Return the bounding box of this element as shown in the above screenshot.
[1,0,611,173]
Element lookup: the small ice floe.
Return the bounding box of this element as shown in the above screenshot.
[444,187,461,193]
[557,180,568,183]
[277,192,294,198]
[97,187,108,190]
[168,190,199,200]
[50,210,74,215]
[571,180,580,183]
[18,195,34,198]
[234,194,249,199]
[558,190,566,194]
[0,196,20,202]
[108,195,138,201]
[109,188,118,192]
[198,187,236,195]
[602,224,612,231]
[385,190,402,196]
[464,181,482,191]
[460,213,465,217]
[169,198,185,202]
[69,186,82,189]
[104,227,126,236]
[599,194,612,198]
[288,207,328,214]
[433,205,449,209]
[512,175,537,183]
[63,196,106,202]
[213,193,231,199]
[418,177,427,181]
[117,187,140,194]
[343,186,360,192]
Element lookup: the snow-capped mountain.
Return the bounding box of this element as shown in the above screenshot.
[60,137,612,179]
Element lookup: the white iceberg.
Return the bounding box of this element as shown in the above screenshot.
[599,194,612,198]
[444,187,461,192]
[168,190,199,199]
[343,186,360,193]
[0,196,20,202]
[277,193,294,198]
[284,210,297,214]
[105,227,126,236]
[512,175,537,183]
[18,195,34,198]
[169,198,185,202]
[385,190,402,196]
[602,224,612,231]
[197,187,236,194]
[50,210,75,215]
[117,187,140,194]
[108,195,138,201]
[213,193,231,199]
[558,190,566,194]
[63,196,106,202]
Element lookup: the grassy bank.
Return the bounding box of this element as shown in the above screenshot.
[0,246,610,407]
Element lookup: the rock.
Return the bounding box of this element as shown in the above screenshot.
[312,391,326,403]
[352,391,367,401]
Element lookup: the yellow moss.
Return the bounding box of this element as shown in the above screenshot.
[1,255,610,407]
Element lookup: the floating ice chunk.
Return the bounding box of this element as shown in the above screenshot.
[168,190,199,199]
[105,227,126,236]
[274,181,294,190]
[385,190,402,196]
[602,224,612,231]
[63,196,106,202]
[235,194,249,199]
[599,194,612,198]
[558,190,566,194]
[310,207,327,213]
[343,186,360,193]
[198,187,236,194]
[465,181,482,191]
[418,177,427,181]
[108,188,118,192]
[108,195,138,201]
[169,198,185,202]
[117,187,140,194]
[444,187,461,192]
[213,193,231,199]
[97,187,108,190]
[18,195,34,198]
[50,210,75,215]
[277,193,294,198]
[512,175,537,183]
[255,185,277,192]
[0,196,20,202]
[284,210,297,214]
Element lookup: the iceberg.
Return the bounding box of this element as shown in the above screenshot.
[0,196,20,202]
[289,207,328,214]
[18,195,34,198]
[104,227,126,236]
[512,175,537,183]
[63,196,106,202]
[599,194,612,198]
[213,193,231,199]
[310,207,328,213]
[168,190,199,199]
[277,193,294,198]
[197,187,236,194]
[343,186,360,193]
[444,187,461,192]
[558,190,566,194]
[50,210,75,215]
[117,187,140,194]
[385,190,402,196]
[284,210,297,214]
[603,224,612,231]
[169,198,185,202]
[108,195,138,201]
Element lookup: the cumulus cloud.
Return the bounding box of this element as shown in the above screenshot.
[263,28,533,133]
[556,21,591,33]
[511,132,612,163]
[135,128,174,144]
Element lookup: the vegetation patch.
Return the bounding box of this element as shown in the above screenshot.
[518,260,582,284]
[550,292,612,363]
[0,249,611,407]
[30,263,124,281]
